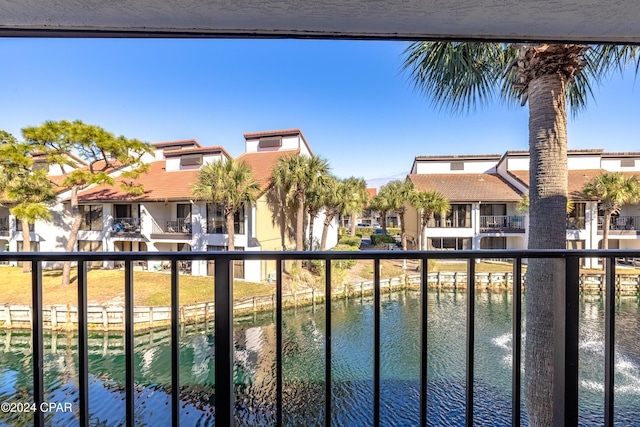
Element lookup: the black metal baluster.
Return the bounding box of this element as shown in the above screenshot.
[78,261,89,426]
[511,258,522,427]
[373,258,381,427]
[214,257,234,427]
[171,260,180,427]
[554,256,579,426]
[276,260,283,427]
[125,260,135,426]
[31,260,44,427]
[325,259,332,427]
[466,258,475,427]
[604,256,616,427]
[420,257,428,427]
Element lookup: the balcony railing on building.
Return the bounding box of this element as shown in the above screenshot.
[111,217,142,234]
[598,216,640,231]
[479,215,525,232]
[151,218,192,236]
[2,248,635,427]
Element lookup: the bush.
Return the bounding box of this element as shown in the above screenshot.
[330,244,358,269]
[370,234,396,245]
[338,235,362,247]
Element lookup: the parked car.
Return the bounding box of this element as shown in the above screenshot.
[373,229,390,235]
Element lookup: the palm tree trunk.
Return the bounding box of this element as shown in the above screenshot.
[602,212,611,250]
[399,211,407,250]
[62,186,82,286]
[295,193,304,252]
[524,73,569,427]
[321,221,330,251]
[307,210,316,251]
[226,212,235,252]
[21,218,31,273]
[381,209,388,236]
[350,210,357,237]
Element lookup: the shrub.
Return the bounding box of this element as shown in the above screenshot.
[338,235,362,247]
[330,244,358,269]
[370,234,396,245]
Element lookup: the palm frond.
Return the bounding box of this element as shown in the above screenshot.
[402,41,507,114]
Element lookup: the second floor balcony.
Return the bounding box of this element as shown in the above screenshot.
[151,218,192,238]
[111,217,142,234]
[479,215,525,233]
[598,216,640,232]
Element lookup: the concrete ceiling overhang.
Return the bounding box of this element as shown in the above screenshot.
[2,0,640,43]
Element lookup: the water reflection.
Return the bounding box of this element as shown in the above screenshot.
[0,291,639,426]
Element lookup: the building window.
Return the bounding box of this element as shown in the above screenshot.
[433,204,472,228]
[567,240,585,250]
[206,204,245,234]
[80,205,103,231]
[450,161,464,171]
[480,236,506,249]
[621,159,635,167]
[15,221,35,232]
[428,237,471,250]
[17,241,39,252]
[480,204,506,216]
[567,203,585,229]
[206,245,245,278]
[259,136,282,148]
[78,240,103,267]
[180,154,202,166]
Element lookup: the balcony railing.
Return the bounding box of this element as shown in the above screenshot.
[111,217,142,233]
[0,248,635,427]
[598,216,640,231]
[427,218,471,228]
[151,218,192,235]
[479,215,525,232]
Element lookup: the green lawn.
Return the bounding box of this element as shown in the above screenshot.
[0,267,273,307]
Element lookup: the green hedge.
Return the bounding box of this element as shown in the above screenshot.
[370,234,397,245]
[338,235,362,247]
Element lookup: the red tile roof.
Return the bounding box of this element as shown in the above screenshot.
[236,149,300,193]
[243,129,302,138]
[76,160,200,202]
[408,173,523,202]
[507,169,632,200]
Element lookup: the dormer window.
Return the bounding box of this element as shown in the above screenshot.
[450,161,464,171]
[259,137,282,148]
[181,154,202,167]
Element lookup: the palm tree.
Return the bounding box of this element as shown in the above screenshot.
[410,190,450,250]
[403,42,638,424]
[270,154,329,253]
[383,180,415,250]
[340,177,368,237]
[192,158,260,252]
[305,179,327,251]
[583,172,640,251]
[319,176,344,250]
[370,191,392,236]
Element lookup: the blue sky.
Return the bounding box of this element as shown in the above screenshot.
[1,38,639,184]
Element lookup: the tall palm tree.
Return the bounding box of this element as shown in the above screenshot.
[271,154,330,252]
[319,176,344,250]
[340,177,368,237]
[383,180,415,250]
[192,158,260,252]
[403,42,638,425]
[410,190,450,250]
[583,172,640,250]
[305,178,327,251]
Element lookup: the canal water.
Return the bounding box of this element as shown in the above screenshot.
[0,291,639,426]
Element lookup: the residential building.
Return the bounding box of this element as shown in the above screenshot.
[405,149,640,266]
[0,129,338,281]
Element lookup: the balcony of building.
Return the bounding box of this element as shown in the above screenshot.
[479,215,525,233]
[598,216,640,235]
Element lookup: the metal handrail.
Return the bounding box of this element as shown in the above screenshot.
[1,248,636,427]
